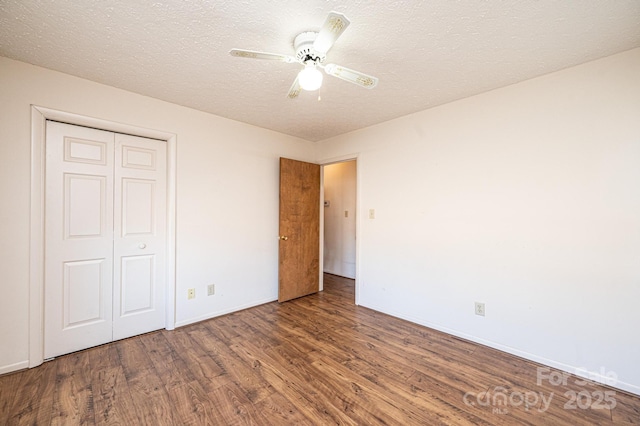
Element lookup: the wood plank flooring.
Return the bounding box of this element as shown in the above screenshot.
[1,273,639,425]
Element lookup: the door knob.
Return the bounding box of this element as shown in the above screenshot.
[139,243,147,249]
[279,236,288,241]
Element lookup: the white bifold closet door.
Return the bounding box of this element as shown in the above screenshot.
[44,121,167,359]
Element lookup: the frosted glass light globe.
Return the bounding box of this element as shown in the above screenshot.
[298,64,323,91]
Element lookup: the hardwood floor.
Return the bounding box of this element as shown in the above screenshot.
[2,273,639,425]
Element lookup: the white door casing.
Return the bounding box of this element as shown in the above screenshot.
[30,106,176,368]
[44,121,167,358]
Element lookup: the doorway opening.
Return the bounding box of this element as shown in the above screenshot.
[322,159,357,303]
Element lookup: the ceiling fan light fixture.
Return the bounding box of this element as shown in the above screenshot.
[298,64,323,91]
[230,12,377,99]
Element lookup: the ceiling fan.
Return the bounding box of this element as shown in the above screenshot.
[229,12,378,99]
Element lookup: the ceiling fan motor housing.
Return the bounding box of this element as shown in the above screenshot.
[294,32,325,64]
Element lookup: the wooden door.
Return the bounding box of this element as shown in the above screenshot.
[44,121,167,358]
[44,122,115,358]
[278,158,320,302]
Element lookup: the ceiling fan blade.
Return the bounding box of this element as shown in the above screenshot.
[229,49,296,63]
[313,12,351,54]
[287,76,301,99]
[323,64,378,89]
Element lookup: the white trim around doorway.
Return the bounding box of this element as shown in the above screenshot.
[29,105,177,368]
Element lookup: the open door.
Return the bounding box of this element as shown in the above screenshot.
[278,158,320,302]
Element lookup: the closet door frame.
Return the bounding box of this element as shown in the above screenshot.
[29,105,177,367]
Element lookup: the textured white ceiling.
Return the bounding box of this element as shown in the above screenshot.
[2,1,640,141]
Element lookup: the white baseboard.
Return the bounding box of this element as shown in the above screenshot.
[0,360,29,376]
[174,297,277,328]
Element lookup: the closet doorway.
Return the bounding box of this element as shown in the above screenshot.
[44,120,168,358]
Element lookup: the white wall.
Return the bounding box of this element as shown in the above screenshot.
[0,57,315,373]
[3,47,640,396]
[323,161,357,278]
[316,48,640,395]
